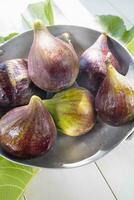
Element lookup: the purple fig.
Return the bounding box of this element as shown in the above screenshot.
[78,33,123,95]
[28,20,79,92]
[0,59,31,107]
[0,96,57,158]
[95,61,134,126]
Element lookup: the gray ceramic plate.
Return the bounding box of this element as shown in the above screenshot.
[0,25,134,168]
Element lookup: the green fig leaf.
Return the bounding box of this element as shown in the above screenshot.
[127,38,134,55]
[121,27,134,44]
[97,15,126,40]
[21,0,54,29]
[43,0,54,25]
[0,33,18,44]
[97,15,134,55]
[0,37,5,44]
[0,156,39,200]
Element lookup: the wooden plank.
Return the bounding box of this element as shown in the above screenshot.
[79,0,132,28]
[53,3,71,25]
[96,139,134,200]
[0,0,73,34]
[53,0,101,31]
[25,163,116,200]
[0,1,18,34]
[108,0,134,25]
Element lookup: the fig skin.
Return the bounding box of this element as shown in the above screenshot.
[0,96,57,158]
[78,33,124,95]
[28,20,79,92]
[0,59,31,107]
[95,63,134,126]
[43,87,96,136]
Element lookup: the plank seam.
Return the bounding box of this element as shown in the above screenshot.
[107,0,133,26]
[95,162,118,200]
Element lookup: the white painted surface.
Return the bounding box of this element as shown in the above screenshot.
[53,0,100,30]
[97,139,134,200]
[79,0,132,27]
[108,0,134,25]
[25,164,115,200]
[0,0,134,200]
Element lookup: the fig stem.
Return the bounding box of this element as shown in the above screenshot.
[102,32,108,36]
[30,95,42,105]
[33,19,46,30]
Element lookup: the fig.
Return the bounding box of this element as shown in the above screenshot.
[0,96,57,158]
[43,87,96,136]
[0,59,31,107]
[78,33,124,95]
[28,20,79,92]
[95,61,134,126]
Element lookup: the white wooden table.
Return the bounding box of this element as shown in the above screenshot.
[0,0,134,200]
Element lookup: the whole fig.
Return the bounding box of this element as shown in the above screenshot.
[78,33,124,95]
[95,61,134,126]
[43,87,96,136]
[0,96,57,158]
[0,59,31,107]
[28,20,79,92]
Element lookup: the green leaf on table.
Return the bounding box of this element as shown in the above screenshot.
[121,26,134,44]
[0,156,39,200]
[97,15,126,40]
[21,0,54,29]
[0,33,18,44]
[44,0,54,25]
[127,38,134,55]
[4,33,18,42]
[97,15,134,55]
[0,37,5,44]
